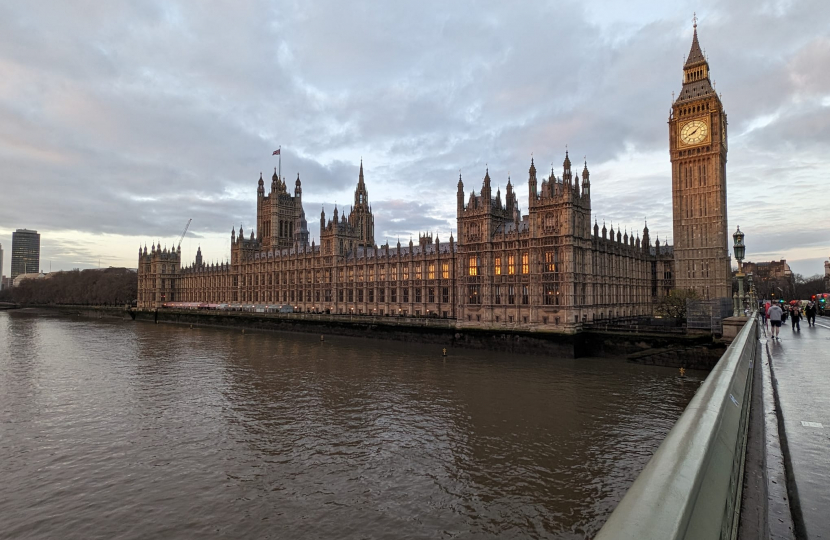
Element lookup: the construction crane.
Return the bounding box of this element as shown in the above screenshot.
[177,218,192,251]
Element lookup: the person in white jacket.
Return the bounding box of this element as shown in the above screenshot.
[768,303,783,340]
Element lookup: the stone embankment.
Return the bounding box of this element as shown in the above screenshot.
[27,305,722,365]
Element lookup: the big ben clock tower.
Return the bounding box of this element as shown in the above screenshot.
[670,20,731,300]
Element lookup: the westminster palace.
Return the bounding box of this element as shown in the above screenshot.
[137,26,730,332]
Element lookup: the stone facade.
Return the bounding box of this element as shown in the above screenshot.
[137,28,732,332]
[138,157,674,333]
[670,23,731,300]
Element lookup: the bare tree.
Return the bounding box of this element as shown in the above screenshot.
[656,288,700,324]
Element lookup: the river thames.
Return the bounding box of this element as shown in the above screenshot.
[0,310,704,539]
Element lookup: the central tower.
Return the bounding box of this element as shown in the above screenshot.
[670,21,731,300]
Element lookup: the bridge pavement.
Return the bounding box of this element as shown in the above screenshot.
[763,315,830,539]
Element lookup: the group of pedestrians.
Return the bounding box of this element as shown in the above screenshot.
[762,300,819,340]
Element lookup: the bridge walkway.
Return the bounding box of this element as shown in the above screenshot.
[763,314,830,538]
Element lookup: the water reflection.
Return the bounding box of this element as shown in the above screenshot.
[0,310,703,539]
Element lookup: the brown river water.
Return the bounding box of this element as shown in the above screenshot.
[0,310,704,539]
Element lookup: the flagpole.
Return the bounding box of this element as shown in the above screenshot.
[279,145,281,180]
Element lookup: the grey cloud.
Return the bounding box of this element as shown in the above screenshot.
[0,0,828,273]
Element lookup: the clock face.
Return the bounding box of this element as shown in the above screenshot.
[680,119,709,145]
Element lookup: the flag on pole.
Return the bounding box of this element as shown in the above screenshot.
[272,149,280,156]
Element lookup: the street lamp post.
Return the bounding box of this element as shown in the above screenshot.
[732,226,746,317]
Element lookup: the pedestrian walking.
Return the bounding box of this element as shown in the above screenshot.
[768,303,783,340]
[805,301,817,327]
[790,305,801,332]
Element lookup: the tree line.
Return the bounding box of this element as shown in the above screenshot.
[0,268,137,306]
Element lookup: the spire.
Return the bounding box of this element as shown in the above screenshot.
[685,14,705,68]
[358,158,365,187]
[529,156,536,176]
[677,16,714,103]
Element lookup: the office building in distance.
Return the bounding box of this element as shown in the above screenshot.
[11,229,41,280]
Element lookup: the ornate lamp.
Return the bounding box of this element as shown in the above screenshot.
[732,226,747,316]
[732,226,746,268]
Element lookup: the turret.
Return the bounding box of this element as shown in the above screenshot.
[457,174,464,215]
[581,159,590,199]
[295,173,302,198]
[528,157,537,204]
[563,150,572,184]
[642,221,650,253]
[195,246,203,267]
[481,168,491,206]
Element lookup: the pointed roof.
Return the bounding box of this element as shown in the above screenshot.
[685,23,705,68]
[676,21,715,103]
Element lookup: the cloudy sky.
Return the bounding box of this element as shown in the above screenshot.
[1,0,828,278]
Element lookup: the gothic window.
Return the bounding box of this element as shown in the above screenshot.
[369,289,374,302]
[379,289,385,302]
[508,255,515,275]
[428,263,435,280]
[544,213,555,232]
[403,266,410,280]
[544,284,556,305]
[338,289,344,302]
[415,265,422,280]
[521,253,529,274]
[391,288,397,302]
[508,285,515,305]
[495,256,502,275]
[545,251,555,273]
[358,289,363,302]
[348,289,354,302]
[495,285,501,305]
[415,288,422,303]
[442,262,449,279]
[468,256,478,276]
[467,285,480,304]
[522,285,529,305]
[403,288,409,302]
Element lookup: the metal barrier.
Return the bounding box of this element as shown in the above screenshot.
[595,314,757,540]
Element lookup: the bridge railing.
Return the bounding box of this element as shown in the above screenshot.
[595,314,757,540]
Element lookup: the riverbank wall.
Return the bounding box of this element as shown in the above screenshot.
[24,305,724,366]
